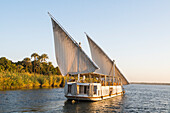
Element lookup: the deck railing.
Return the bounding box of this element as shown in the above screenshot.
[67,76,122,86]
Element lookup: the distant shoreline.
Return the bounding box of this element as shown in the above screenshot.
[130,82,170,85]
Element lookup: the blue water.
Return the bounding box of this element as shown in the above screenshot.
[0,84,170,113]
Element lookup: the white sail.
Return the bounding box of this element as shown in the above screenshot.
[86,34,129,85]
[115,65,129,85]
[49,14,98,75]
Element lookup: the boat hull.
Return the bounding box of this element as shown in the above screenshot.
[65,92,123,101]
[64,82,124,101]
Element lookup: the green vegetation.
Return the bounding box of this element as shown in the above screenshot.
[0,72,65,90]
[0,53,61,75]
[0,53,65,90]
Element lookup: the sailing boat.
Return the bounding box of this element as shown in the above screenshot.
[49,13,129,101]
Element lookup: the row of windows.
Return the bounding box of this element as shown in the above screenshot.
[68,85,120,96]
[68,85,97,95]
[79,85,89,94]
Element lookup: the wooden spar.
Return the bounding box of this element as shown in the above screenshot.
[99,75,101,84]
[113,60,115,85]
[77,42,80,82]
[107,60,115,86]
[89,74,92,83]
[104,75,106,86]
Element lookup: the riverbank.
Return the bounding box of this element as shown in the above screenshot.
[0,72,66,90]
[130,82,170,85]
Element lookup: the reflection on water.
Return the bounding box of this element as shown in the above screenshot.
[0,84,170,112]
[63,95,124,113]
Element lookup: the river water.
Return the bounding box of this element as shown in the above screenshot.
[0,84,170,113]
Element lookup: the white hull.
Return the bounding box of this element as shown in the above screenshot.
[66,92,123,101]
[64,82,124,101]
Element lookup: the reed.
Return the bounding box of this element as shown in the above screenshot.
[0,72,65,90]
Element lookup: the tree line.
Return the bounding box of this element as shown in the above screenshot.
[0,53,66,90]
[0,53,61,75]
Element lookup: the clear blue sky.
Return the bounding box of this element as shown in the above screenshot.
[0,0,170,83]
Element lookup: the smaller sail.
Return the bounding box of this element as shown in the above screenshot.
[49,13,98,76]
[86,34,113,75]
[115,65,129,85]
[86,33,129,85]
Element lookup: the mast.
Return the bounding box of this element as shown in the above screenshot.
[77,43,80,82]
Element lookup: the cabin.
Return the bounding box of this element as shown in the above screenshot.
[64,73,124,101]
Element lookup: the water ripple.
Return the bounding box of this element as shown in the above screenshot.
[0,84,170,112]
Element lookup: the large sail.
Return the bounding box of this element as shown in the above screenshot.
[49,13,98,75]
[86,34,129,85]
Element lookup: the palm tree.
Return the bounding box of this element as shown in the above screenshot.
[48,62,52,75]
[23,57,31,72]
[40,54,49,62]
[31,53,39,75]
[38,54,49,74]
[36,60,42,74]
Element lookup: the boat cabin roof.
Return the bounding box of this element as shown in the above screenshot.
[71,72,113,77]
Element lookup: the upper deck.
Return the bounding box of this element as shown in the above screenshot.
[66,72,123,86]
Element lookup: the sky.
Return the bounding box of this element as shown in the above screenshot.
[0,0,170,83]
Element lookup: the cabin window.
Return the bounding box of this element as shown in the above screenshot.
[68,85,72,94]
[84,86,89,94]
[94,86,97,95]
[87,86,89,94]
[79,85,84,94]
[84,86,87,94]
